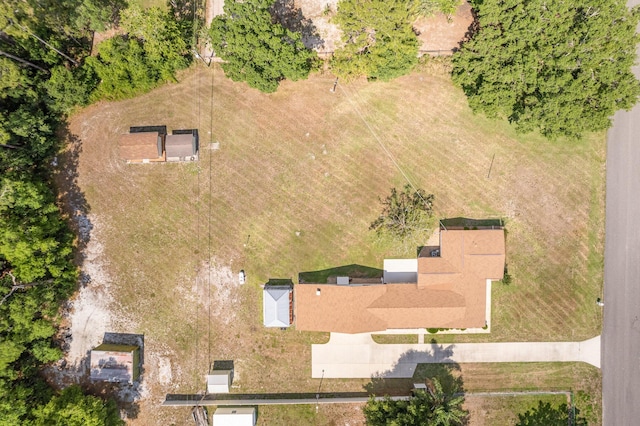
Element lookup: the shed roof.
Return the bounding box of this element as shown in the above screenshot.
[263,286,292,327]
[295,229,505,333]
[165,133,196,158]
[119,132,163,161]
[207,370,231,393]
[213,407,256,426]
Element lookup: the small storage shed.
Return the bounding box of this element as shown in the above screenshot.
[90,344,141,384]
[263,285,293,328]
[119,132,165,163]
[212,407,256,426]
[207,370,232,393]
[165,129,199,162]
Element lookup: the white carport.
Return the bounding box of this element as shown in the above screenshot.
[383,259,418,283]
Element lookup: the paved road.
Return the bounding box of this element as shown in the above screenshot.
[602,0,640,423]
[312,333,600,378]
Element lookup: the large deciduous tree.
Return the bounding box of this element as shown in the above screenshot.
[331,0,418,81]
[209,0,317,93]
[452,0,640,139]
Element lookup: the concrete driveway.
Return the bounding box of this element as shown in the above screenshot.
[312,333,601,378]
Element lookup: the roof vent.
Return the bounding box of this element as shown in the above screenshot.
[316,288,321,296]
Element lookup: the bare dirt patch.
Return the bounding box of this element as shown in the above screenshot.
[415,2,474,53]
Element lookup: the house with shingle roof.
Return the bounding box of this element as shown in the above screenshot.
[294,228,505,333]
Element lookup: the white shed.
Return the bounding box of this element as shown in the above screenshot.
[263,285,292,327]
[207,370,232,393]
[213,407,256,426]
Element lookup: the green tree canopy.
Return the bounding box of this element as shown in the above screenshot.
[86,5,191,101]
[209,0,317,93]
[331,0,419,81]
[0,177,75,283]
[452,0,640,139]
[364,378,467,425]
[32,385,124,426]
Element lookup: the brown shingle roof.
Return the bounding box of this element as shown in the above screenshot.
[119,132,163,161]
[295,229,505,333]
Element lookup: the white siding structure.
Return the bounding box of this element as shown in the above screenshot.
[207,370,232,393]
[212,407,256,426]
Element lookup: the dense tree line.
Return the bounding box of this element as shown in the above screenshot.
[208,0,639,139]
[207,0,462,88]
[0,0,195,423]
[452,0,640,139]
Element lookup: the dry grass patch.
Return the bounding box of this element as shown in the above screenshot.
[65,63,604,424]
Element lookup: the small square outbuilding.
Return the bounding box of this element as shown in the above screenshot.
[207,369,232,393]
[165,129,199,162]
[212,407,256,426]
[90,343,141,384]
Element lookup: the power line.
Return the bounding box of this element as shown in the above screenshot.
[0,49,47,72]
[207,63,214,370]
[337,83,432,208]
[8,19,78,65]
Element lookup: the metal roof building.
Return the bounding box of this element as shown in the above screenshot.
[263,285,293,328]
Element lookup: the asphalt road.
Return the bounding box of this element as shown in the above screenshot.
[602,0,640,422]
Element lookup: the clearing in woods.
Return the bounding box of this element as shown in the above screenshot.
[57,61,604,425]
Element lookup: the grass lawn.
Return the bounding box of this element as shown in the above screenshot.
[64,62,605,425]
[464,393,568,426]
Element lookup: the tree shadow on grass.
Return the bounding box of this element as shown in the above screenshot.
[363,344,468,424]
[53,125,92,287]
[440,217,504,230]
[270,0,324,50]
[298,264,383,284]
[364,344,465,396]
[516,400,587,426]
